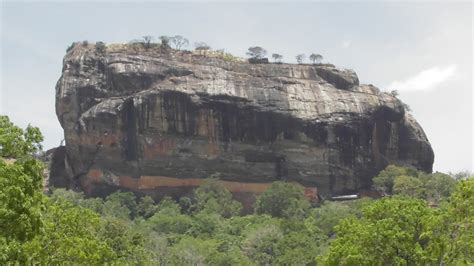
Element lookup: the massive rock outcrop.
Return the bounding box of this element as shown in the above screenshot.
[51,43,434,201]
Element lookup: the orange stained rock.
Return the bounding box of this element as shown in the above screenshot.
[87,169,103,180]
[143,138,176,159]
[84,169,319,202]
[78,132,122,146]
[304,187,319,202]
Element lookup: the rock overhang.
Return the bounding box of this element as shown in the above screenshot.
[51,43,434,201]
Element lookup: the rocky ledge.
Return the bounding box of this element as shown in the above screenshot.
[50,43,434,202]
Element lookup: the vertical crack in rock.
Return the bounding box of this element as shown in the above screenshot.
[122,98,139,161]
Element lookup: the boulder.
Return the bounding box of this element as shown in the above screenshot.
[51,43,434,200]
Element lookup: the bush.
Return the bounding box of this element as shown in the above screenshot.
[222,52,239,62]
[255,181,310,219]
[309,201,357,236]
[193,179,242,218]
[372,165,415,194]
[393,175,424,198]
[242,224,283,265]
[95,41,106,54]
[318,197,435,265]
[194,42,211,50]
[246,46,267,59]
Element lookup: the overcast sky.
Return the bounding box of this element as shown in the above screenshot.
[1,1,472,173]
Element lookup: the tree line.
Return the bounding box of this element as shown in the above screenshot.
[1,115,472,264]
[70,35,325,65]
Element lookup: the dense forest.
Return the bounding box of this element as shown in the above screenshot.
[1,115,473,265]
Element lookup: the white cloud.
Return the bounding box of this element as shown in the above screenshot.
[386,65,457,91]
[342,40,352,48]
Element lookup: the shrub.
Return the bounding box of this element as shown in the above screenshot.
[295,54,305,64]
[194,42,211,50]
[309,53,323,64]
[246,46,267,59]
[272,53,283,63]
[255,181,310,219]
[95,41,106,54]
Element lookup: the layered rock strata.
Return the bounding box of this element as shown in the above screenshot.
[51,43,434,200]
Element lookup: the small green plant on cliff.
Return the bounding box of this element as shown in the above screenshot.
[95,41,106,54]
[222,52,240,62]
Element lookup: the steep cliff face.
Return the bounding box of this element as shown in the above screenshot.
[52,43,434,200]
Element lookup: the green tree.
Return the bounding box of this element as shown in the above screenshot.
[309,53,323,64]
[23,199,115,264]
[159,35,170,48]
[255,181,310,219]
[169,237,219,265]
[426,178,474,264]
[98,217,151,264]
[105,191,138,219]
[393,174,424,198]
[102,198,131,220]
[80,197,105,214]
[295,54,306,64]
[0,159,44,243]
[170,35,189,50]
[0,116,44,262]
[220,214,280,237]
[275,231,321,265]
[137,195,158,218]
[194,179,242,218]
[141,35,154,49]
[242,224,283,265]
[0,116,43,158]
[246,46,267,59]
[189,211,222,237]
[146,198,193,236]
[372,164,416,194]
[309,201,358,236]
[272,53,283,63]
[49,188,84,205]
[275,218,327,265]
[155,196,181,215]
[423,172,457,203]
[318,197,435,265]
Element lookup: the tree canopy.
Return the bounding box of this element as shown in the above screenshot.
[1,116,472,264]
[246,46,267,59]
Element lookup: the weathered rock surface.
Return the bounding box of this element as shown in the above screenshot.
[51,43,434,200]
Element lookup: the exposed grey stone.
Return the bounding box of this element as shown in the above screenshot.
[50,44,434,198]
